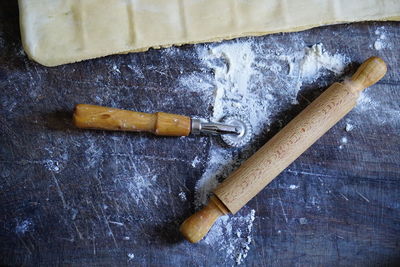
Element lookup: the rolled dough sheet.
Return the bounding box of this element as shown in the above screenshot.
[19,0,400,67]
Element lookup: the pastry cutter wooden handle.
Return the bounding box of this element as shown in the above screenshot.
[180,57,387,243]
[73,104,252,146]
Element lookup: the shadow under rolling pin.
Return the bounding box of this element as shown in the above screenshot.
[180,57,387,243]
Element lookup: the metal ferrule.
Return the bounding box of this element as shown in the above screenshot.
[191,119,240,136]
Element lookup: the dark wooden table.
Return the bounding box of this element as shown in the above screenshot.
[1,2,399,266]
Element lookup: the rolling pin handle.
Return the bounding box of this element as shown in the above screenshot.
[180,196,229,243]
[349,57,387,92]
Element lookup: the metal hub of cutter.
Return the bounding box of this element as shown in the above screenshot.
[191,116,252,147]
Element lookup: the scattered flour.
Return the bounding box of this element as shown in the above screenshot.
[298,43,348,81]
[345,122,354,132]
[8,23,395,266]
[339,136,348,150]
[85,139,104,169]
[127,253,135,261]
[299,217,308,225]
[112,64,121,74]
[196,41,349,137]
[126,173,159,205]
[199,42,257,122]
[70,208,78,220]
[178,192,187,202]
[44,159,61,173]
[191,156,201,167]
[289,184,299,190]
[76,30,391,264]
[194,147,236,208]
[374,27,389,50]
[355,91,400,125]
[203,209,256,265]
[185,40,350,264]
[43,142,69,173]
[16,218,33,235]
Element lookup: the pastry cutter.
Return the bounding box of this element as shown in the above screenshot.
[73,104,252,147]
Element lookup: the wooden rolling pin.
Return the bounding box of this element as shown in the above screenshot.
[180,57,387,243]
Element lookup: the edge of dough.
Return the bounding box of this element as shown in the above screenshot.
[18,0,400,67]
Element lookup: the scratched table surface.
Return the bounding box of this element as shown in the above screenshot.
[1,1,400,266]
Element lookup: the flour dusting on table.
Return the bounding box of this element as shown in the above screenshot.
[178,192,187,202]
[195,41,349,136]
[345,121,354,132]
[203,209,256,265]
[297,43,348,81]
[15,218,33,235]
[127,253,135,261]
[182,39,350,264]
[374,27,389,50]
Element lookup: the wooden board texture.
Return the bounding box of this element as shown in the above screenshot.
[1,2,399,266]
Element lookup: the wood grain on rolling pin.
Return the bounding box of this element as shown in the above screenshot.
[214,57,387,213]
[214,83,356,213]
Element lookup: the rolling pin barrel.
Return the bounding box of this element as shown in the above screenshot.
[180,57,387,243]
[73,104,191,136]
